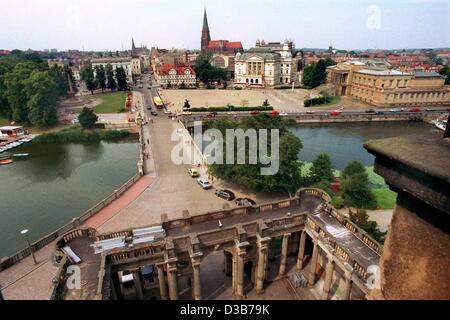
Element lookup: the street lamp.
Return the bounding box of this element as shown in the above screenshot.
[20,229,37,265]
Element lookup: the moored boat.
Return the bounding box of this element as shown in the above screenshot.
[13,153,29,158]
[0,159,13,165]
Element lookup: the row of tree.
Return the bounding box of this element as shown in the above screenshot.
[0,51,72,127]
[302,57,336,88]
[81,64,128,94]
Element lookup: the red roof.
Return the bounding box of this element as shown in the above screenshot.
[157,64,196,76]
[435,51,450,55]
[207,40,243,50]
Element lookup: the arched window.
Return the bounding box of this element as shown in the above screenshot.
[255,79,259,84]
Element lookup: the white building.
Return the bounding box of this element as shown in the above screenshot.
[91,57,133,83]
[234,40,302,88]
[156,65,196,88]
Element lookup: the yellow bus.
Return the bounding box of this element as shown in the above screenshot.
[153,96,164,109]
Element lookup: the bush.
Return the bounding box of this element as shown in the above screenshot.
[331,194,345,209]
[304,95,333,107]
[311,180,335,197]
[78,107,98,128]
[34,128,130,143]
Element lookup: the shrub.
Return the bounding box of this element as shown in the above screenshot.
[331,194,345,209]
[34,128,130,143]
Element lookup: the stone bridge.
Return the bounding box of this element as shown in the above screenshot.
[52,188,382,300]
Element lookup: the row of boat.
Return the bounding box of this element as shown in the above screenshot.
[0,137,33,153]
[0,153,30,165]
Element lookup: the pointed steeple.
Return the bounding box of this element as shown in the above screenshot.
[131,38,137,57]
[201,8,211,53]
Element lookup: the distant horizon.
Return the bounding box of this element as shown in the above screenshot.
[0,0,448,52]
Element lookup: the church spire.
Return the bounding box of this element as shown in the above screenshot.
[201,8,211,53]
[131,38,137,57]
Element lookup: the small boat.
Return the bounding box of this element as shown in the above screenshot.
[434,122,446,131]
[13,153,29,158]
[0,159,13,165]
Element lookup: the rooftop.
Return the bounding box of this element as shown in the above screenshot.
[413,71,444,78]
[357,69,409,76]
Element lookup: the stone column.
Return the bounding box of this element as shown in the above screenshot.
[234,245,247,298]
[167,263,179,300]
[132,269,144,300]
[342,274,353,300]
[308,241,319,286]
[192,261,202,300]
[256,237,270,294]
[279,234,291,276]
[296,231,306,272]
[156,264,168,300]
[321,256,334,300]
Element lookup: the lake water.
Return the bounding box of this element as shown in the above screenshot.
[0,139,138,258]
[289,122,439,169]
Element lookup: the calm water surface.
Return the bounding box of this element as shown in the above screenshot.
[0,140,138,257]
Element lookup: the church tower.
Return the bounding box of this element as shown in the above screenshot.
[201,9,211,53]
[131,38,137,57]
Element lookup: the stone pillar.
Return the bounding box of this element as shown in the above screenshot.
[256,237,270,294]
[342,277,353,300]
[167,263,178,300]
[278,234,290,276]
[296,231,306,272]
[132,269,144,300]
[156,264,168,300]
[321,255,334,300]
[308,241,319,286]
[234,244,247,298]
[192,261,202,300]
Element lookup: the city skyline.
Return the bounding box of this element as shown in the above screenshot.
[0,0,449,52]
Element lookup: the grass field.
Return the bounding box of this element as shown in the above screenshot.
[74,92,127,114]
[373,188,397,209]
[0,117,9,126]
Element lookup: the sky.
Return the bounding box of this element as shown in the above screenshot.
[0,0,449,51]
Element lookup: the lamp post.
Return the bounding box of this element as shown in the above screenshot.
[21,229,37,265]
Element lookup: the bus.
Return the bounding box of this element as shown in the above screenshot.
[153,96,164,109]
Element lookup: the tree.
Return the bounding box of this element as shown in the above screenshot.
[309,153,334,183]
[23,70,59,127]
[302,59,328,88]
[183,99,191,110]
[341,172,377,209]
[262,99,270,106]
[207,113,304,196]
[48,65,68,97]
[194,53,227,83]
[439,66,450,85]
[311,179,335,197]
[78,107,98,128]
[324,57,337,67]
[115,66,128,91]
[81,65,96,94]
[349,208,386,244]
[95,65,106,93]
[105,64,117,91]
[342,160,366,179]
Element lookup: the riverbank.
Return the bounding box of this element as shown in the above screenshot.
[33,127,131,143]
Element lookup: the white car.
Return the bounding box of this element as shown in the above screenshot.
[197,178,212,189]
[389,108,399,112]
[279,112,288,116]
[227,112,237,115]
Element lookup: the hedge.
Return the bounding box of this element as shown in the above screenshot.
[34,128,130,143]
[189,106,274,112]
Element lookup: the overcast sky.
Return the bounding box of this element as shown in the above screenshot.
[0,0,448,51]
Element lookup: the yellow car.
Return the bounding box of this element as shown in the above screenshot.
[188,168,199,177]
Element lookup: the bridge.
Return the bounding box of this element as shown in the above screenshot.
[51,188,382,301]
[180,109,449,128]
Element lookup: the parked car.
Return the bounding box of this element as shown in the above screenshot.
[269,110,280,115]
[215,189,235,201]
[182,111,192,115]
[279,112,288,116]
[235,198,257,206]
[250,110,260,115]
[330,110,341,116]
[197,178,212,189]
[188,168,199,177]
[365,109,376,113]
[150,111,158,116]
[375,111,385,115]
[410,107,421,113]
[389,108,399,112]
[306,110,314,114]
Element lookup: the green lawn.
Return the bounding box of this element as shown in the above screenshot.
[73,92,128,114]
[373,188,397,209]
[0,117,9,126]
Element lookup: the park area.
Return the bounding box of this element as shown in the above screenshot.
[71,91,128,114]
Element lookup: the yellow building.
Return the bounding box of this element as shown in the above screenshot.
[327,61,450,107]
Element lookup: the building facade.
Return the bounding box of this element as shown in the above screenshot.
[156,65,196,88]
[327,61,450,107]
[234,40,302,88]
[91,57,133,83]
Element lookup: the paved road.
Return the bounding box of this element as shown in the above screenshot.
[97,76,230,233]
